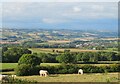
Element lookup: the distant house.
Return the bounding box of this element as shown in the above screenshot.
[76,44,82,48]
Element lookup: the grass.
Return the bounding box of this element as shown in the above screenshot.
[1,71,119,82]
[29,48,100,53]
[1,63,118,70]
[0,63,119,82]
[0,63,18,69]
[16,73,119,82]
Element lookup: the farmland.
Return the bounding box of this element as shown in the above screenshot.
[0,1,119,83]
[0,70,119,82]
[16,73,119,82]
[0,63,119,82]
[1,63,119,70]
[1,29,119,83]
[29,48,100,53]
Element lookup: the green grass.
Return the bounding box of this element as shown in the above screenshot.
[41,63,60,66]
[29,48,118,54]
[1,63,118,70]
[1,71,118,82]
[29,48,101,54]
[0,63,60,69]
[16,73,119,82]
[0,63,18,69]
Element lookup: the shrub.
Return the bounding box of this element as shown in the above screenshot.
[15,64,32,76]
[39,64,120,74]
[18,54,41,66]
[109,64,120,72]
[15,64,40,76]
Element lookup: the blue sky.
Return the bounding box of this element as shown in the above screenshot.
[1,2,118,31]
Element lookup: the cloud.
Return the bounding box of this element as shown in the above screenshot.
[91,5,104,11]
[2,2,117,20]
[1,0,119,2]
[42,18,59,24]
[1,2,118,30]
[73,6,82,12]
[42,17,68,24]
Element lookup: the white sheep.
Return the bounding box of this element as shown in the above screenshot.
[0,75,9,82]
[78,69,83,75]
[39,70,49,77]
[11,75,16,79]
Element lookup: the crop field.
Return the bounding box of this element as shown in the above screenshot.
[16,73,119,82]
[47,40,71,43]
[29,48,100,53]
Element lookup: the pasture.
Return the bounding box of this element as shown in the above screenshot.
[0,63,119,82]
[0,63,18,69]
[16,73,119,82]
[0,63,118,70]
[29,48,100,53]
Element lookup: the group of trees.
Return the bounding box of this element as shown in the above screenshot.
[38,51,120,64]
[2,47,32,62]
[2,47,119,76]
[14,51,120,76]
[76,52,120,62]
[2,47,120,64]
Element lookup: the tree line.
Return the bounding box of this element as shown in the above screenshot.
[2,47,120,63]
[15,52,120,76]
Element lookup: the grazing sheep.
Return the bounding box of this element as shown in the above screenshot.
[78,69,83,75]
[0,75,9,82]
[11,75,16,78]
[39,70,49,77]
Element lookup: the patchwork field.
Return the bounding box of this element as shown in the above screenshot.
[48,40,71,43]
[29,48,100,53]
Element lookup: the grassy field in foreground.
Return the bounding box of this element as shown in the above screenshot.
[16,73,119,82]
[1,71,118,82]
[0,63,118,70]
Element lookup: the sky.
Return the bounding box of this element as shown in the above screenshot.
[0,0,119,31]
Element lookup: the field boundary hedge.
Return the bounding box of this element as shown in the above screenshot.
[15,64,120,76]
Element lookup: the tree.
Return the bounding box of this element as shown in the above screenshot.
[18,54,41,66]
[81,52,90,62]
[2,47,31,63]
[2,47,8,54]
[76,52,83,61]
[89,52,98,62]
[56,52,77,64]
[16,54,41,76]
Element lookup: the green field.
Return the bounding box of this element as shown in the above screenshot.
[0,63,118,70]
[0,63,119,82]
[1,70,119,82]
[29,48,101,53]
[0,63,18,69]
[29,48,118,54]
[16,73,119,82]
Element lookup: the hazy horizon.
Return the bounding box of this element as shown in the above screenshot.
[1,2,118,32]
